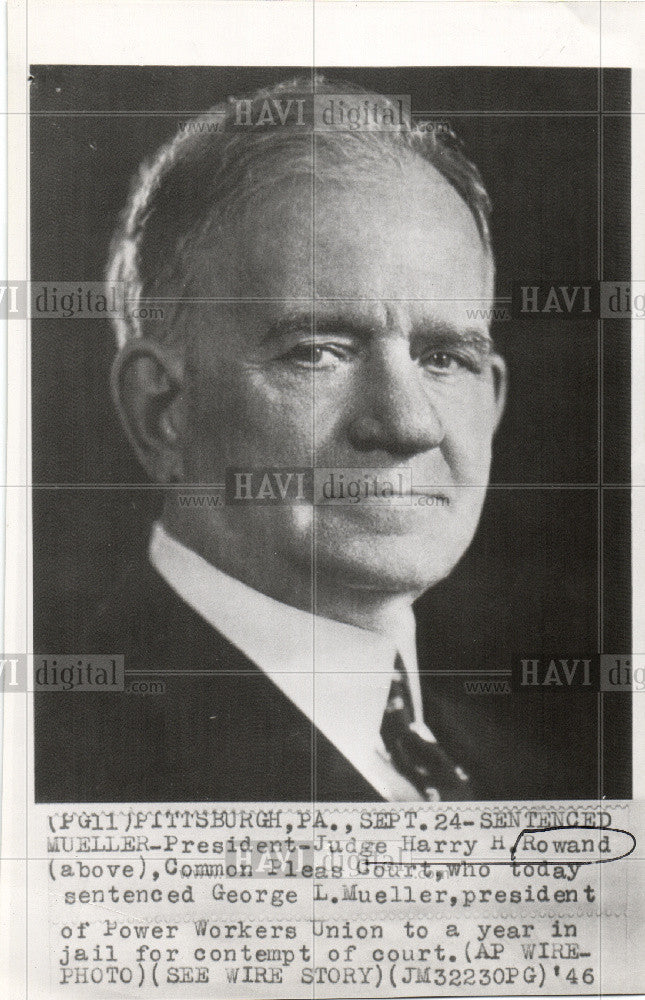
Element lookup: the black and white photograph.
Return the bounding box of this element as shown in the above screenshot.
[31,66,631,801]
[3,3,645,998]
[29,66,631,804]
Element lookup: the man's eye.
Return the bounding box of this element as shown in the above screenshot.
[282,343,347,368]
[422,350,461,371]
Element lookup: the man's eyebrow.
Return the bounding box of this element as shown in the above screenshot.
[411,323,494,354]
[261,314,494,352]
[261,313,378,345]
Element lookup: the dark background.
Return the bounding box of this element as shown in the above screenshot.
[30,67,631,796]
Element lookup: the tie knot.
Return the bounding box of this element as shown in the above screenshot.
[393,652,406,676]
[384,654,414,722]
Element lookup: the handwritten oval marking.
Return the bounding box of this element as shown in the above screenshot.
[510,825,635,864]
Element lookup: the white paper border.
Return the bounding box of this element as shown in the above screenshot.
[3,2,644,997]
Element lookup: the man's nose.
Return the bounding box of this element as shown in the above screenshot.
[346,342,445,458]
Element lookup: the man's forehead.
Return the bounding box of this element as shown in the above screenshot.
[203,291,493,352]
[193,155,493,311]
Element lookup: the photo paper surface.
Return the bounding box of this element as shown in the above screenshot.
[2,2,644,997]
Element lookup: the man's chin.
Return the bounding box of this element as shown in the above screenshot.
[310,535,468,595]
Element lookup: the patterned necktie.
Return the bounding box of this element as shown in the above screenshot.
[380,654,472,801]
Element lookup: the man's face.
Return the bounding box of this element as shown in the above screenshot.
[179,153,504,597]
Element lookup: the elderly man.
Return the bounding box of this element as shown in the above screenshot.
[36,77,572,803]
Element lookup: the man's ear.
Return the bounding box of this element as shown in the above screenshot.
[489,352,507,434]
[111,339,188,481]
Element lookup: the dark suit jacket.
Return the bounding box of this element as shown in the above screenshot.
[35,558,603,802]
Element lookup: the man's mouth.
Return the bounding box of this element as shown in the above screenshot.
[409,487,452,502]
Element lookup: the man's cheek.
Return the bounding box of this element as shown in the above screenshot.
[465,441,493,485]
[447,402,496,475]
[440,414,490,475]
[194,378,310,443]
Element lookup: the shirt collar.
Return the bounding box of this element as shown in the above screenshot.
[149,521,430,799]
[149,520,402,678]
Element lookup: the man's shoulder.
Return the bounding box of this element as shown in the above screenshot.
[74,557,274,684]
[35,557,264,801]
[416,627,603,800]
[82,557,227,665]
[35,556,381,803]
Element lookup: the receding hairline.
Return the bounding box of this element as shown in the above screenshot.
[106,75,494,349]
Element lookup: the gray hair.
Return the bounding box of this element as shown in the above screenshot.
[107,75,493,348]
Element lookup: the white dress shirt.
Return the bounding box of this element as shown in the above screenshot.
[149,521,435,801]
